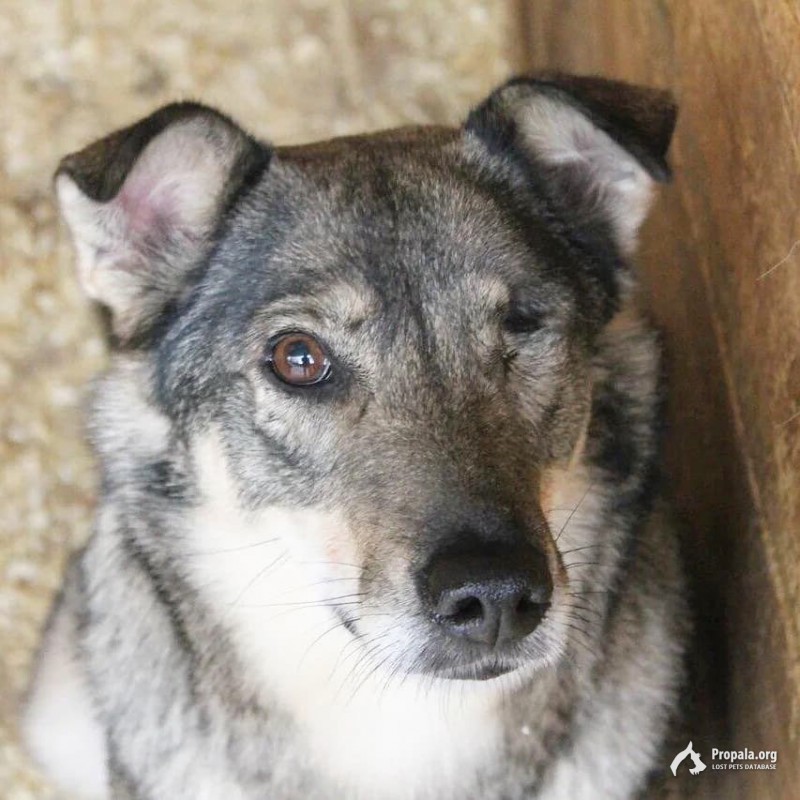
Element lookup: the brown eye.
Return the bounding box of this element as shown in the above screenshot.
[266,333,332,386]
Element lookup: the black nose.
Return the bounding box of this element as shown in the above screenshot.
[423,544,552,647]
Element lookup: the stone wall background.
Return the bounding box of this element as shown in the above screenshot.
[0,3,515,795]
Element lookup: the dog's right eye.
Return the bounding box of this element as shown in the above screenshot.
[503,308,543,335]
[265,333,332,387]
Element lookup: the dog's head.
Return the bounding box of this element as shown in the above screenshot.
[57,75,675,685]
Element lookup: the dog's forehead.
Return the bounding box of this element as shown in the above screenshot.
[237,131,545,308]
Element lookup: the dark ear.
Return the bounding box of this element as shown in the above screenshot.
[56,103,271,341]
[464,73,677,253]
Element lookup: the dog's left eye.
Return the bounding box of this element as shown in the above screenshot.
[265,333,332,387]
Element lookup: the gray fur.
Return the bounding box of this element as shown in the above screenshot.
[23,74,687,799]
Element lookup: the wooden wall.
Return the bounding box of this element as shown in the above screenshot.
[518,2,799,797]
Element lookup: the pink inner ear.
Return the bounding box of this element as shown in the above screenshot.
[117,176,182,239]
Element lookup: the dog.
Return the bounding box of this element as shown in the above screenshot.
[22,73,688,799]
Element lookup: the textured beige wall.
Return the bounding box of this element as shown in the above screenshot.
[0,2,517,795]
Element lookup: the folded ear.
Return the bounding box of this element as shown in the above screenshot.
[464,73,677,254]
[56,103,271,342]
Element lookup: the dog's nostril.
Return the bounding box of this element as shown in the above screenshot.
[442,593,545,628]
[443,595,485,626]
[515,592,548,617]
[514,593,550,634]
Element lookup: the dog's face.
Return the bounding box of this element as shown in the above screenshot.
[57,75,675,683]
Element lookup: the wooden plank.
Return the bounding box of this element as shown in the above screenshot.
[518,2,800,797]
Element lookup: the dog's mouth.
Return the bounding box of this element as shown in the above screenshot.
[332,607,526,681]
[429,659,520,681]
[331,601,551,683]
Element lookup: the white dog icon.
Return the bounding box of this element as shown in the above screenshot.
[670,742,707,776]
